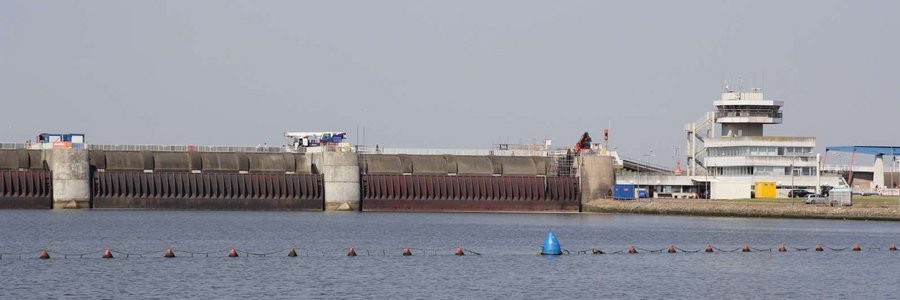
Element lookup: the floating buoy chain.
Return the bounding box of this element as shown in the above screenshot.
[107,248,167,258]
[749,247,773,252]
[2,243,897,259]
[235,249,287,257]
[634,246,667,253]
[675,247,701,253]
[712,246,742,253]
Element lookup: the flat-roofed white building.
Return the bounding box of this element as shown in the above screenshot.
[619,87,843,200]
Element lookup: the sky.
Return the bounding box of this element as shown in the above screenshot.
[1,0,897,167]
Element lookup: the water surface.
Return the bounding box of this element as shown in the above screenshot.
[1,210,898,298]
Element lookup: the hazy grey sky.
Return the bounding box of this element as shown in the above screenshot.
[1,1,897,166]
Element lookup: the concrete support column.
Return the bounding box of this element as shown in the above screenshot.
[46,148,91,209]
[578,156,615,203]
[874,154,885,190]
[313,152,360,211]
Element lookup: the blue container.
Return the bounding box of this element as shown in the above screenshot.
[614,184,635,200]
[541,231,562,255]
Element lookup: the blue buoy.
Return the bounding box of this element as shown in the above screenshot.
[541,231,562,255]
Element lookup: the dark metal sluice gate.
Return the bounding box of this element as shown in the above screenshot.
[0,170,53,209]
[362,175,580,212]
[92,172,324,210]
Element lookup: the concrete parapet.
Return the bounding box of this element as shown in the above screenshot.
[46,148,91,209]
[200,152,240,172]
[104,151,145,171]
[532,157,551,176]
[248,153,286,173]
[294,154,312,174]
[455,156,494,175]
[312,152,360,211]
[579,156,615,201]
[408,155,447,175]
[494,156,537,176]
[153,152,192,172]
[0,150,21,169]
[363,154,403,174]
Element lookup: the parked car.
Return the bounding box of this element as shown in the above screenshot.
[805,194,827,204]
[788,189,812,198]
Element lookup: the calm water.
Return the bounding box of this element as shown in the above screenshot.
[1,210,899,299]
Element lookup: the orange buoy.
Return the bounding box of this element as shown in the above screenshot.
[288,248,298,257]
[852,243,861,251]
[890,243,897,251]
[815,244,824,251]
[742,244,750,252]
[705,244,714,253]
[164,248,175,258]
[347,247,357,257]
[454,247,465,256]
[592,248,604,255]
[402,248,412,256]
[102,248,114,259]
[628,245,637,254]
[39,249,50,259]
[228,248,239,257]
[778,244,786,252]
[667,244,676,253]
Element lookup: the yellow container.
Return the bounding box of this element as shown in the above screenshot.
[755,182,776,199]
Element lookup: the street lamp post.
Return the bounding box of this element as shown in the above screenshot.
[640,151,655,199]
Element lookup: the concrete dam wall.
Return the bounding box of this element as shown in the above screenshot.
[359,154,580,212]
[0,149,615,212]
[0,149,53,209]
[90,151,323,210]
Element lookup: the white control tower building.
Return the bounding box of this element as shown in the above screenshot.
[685,87,825,198]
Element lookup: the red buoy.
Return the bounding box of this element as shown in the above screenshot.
[667,244,676,253]
[628,245,637,254]
[890,243,897,251]
[402,248,412,256]
[742,244,750,252]
[852,243,861,251]
[815,244,824,251]
[39,249,50,259]
[778,244,786,252]
[347,247,357,257]
[164,248,175,258]
[102,248,113,259]
[454,247,465,256]
[705,245,714,253]
[288,248,298,257]
[228,248,239,257]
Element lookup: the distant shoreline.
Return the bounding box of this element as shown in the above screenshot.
[582,198,900,221]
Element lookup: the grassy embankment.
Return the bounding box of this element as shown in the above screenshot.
[583,196,900,221]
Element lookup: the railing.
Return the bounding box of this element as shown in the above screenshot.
[821,164,876,173]
[87,144,286,153]
[365,147,550,157]
[715,111,783,119]
[0,143,28,149]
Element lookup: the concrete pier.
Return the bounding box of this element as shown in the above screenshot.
[45,148,91,209]
[579,156,616,202]
[313,152,360,211]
